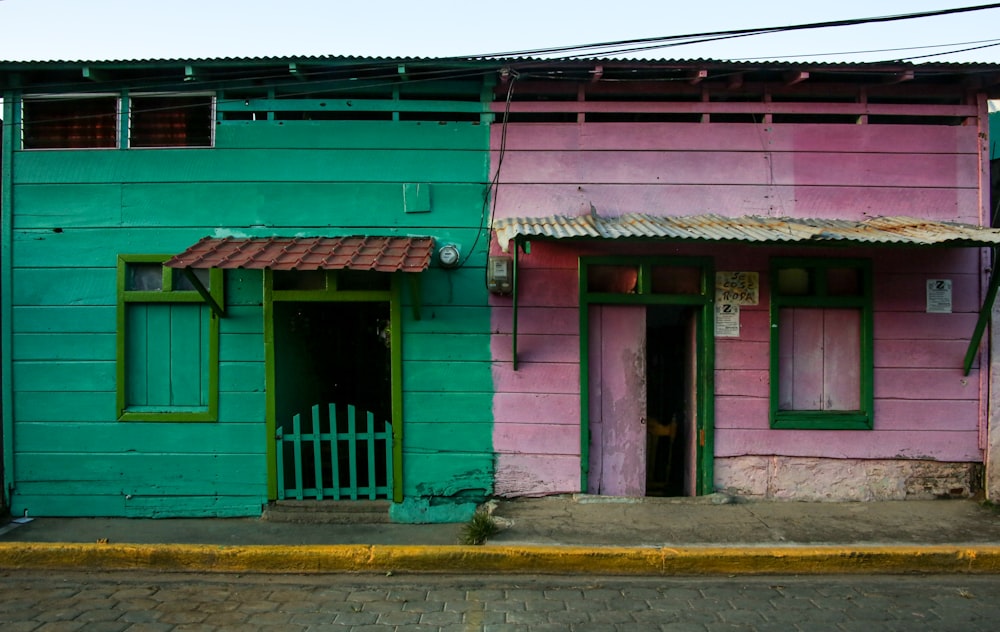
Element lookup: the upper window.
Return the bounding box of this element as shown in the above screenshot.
[22,95,118,149]
[117,255,223,422]
[769,258,873,430]
[129,95,214,147]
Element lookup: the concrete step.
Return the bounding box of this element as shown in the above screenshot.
[262,500,391,524]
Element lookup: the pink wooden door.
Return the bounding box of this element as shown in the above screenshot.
[588,305,647,496]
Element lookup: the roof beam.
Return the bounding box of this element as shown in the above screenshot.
[784,71,809,86]
[590,65,603,82]
[883,70,914,85]
[688,69,708,85]
[288,62,306,81]
[184,65,199,82]
[81,66,109,82]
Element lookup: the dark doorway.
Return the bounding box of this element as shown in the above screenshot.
[273,301,391,498]
[645,305,695,497]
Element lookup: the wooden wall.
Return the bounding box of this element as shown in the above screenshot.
[490,117,987,497]
[9,116,495,516]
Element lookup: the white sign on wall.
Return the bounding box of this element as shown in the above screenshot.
[926,279,953,314]
[715,303,741,337]
[715,271,759,305]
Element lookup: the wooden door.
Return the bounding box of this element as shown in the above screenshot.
[587,305,647,496]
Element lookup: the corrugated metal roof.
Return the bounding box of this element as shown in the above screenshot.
[1,54,994,71]
[492,214,1000,251]
[164,236,434,272]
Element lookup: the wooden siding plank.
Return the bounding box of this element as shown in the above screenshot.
[12,306,116,334]
[14,362,117,393]
[403,333,491,362]
[715,396,980,432]
[116,183,489,229]
[404,422,494,452]
[875,368,980,400]
[216,121,488,150]
[402,360,493,392]
[14,421,261,453]
[874,273,979,313]
[400,453,493,497]
[873,313,978,340]
[126,304,151,406]
[491,307,578,335]
[13,268,115,306]
[12,184,124,228]
[219,361,265,392]
[493,392,580,425]
[144,305,173,406]
[16,452,264,489]
[168,304,205,406]
[494,423,580,455]
[492,361,579,394]
[874,339,975,369]
[220,333,265,362]
[490,333,579,364]
[491,122,978,153]
[13,333,116,361]
[402,392,493,423]
[13,390,262,423]
[14,149,488,185]
[12,228,216,268]
[494,453,579,496]
[219,306,264,334]
[14,391,115,423]
[715,429,981,461]
[402,307,491,334]
[492,150,977,188]
[488,184,977,223]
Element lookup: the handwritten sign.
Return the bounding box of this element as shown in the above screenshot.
[715,271,759,306]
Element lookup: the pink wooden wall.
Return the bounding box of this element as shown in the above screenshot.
[490,117,987,498]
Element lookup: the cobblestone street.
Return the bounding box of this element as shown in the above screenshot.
[2,570,1000,631]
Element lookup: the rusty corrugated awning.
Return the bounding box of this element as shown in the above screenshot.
[165,236,435,272]
[492,213,1000,252]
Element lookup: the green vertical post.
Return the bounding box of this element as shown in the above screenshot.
[263,270,278,499]
[965,253,999,376]
[390,278,404,502]
[1,90,17,508]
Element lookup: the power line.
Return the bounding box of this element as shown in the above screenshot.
[461,2,1000,60]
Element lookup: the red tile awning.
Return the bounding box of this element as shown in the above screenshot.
[164,236,435,273]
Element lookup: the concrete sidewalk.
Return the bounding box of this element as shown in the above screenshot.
[2,495,1000,575]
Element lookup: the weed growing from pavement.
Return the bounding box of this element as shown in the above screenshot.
[460,511,499,545]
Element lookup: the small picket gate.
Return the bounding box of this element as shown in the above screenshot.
[275,403,393,500]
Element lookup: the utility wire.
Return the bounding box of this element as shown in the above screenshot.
[461,2,1000,59]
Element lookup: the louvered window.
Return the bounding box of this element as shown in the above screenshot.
[22,95,118,149]
[130,95,214,147]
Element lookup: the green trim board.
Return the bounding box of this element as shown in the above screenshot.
[768,257,873,430]
[577,255,715,496]
[115,254,223,422]
[2,90,17,506]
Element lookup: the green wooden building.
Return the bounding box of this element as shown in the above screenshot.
[0,56,497,521]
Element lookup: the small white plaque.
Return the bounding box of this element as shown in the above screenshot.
[715,303,741,337]
[926,279,953,314]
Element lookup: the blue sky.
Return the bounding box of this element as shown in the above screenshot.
[1,0,999,63]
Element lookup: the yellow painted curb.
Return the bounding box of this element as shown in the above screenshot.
[2,543,1000,575]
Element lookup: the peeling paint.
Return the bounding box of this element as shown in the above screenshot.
[716,457,980,501]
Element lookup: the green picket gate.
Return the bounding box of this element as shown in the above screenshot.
[276,403,393,500]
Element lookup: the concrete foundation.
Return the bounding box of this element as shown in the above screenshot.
[715,457,981,501]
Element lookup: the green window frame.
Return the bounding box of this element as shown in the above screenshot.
[769,257,873,430]
[116,255,223,422]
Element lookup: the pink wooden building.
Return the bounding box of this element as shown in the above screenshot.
[487,60,1000,501]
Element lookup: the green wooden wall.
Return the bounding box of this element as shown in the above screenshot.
[6,94,495,518]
